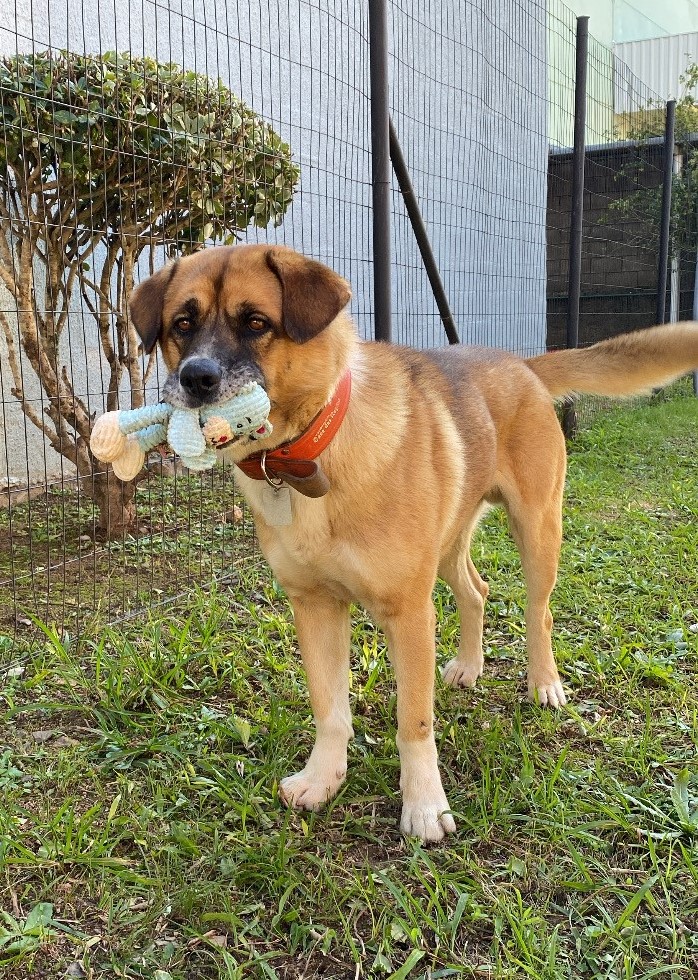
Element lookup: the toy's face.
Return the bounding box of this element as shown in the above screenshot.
[129,245,351,411]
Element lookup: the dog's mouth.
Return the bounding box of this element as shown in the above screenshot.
[162,361,266,410]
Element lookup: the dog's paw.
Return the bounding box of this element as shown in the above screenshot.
[528,678,567,708]
[400,798,457,843]
[279,767,345,811]
[441,655,483,688]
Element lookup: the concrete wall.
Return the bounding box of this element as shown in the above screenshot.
[615,32,698,106]
[0,0,548,484]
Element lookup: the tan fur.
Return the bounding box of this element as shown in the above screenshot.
[525,321,698,397]
[130,245,698,843]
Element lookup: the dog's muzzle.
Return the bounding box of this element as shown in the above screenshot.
[163,357,265,408]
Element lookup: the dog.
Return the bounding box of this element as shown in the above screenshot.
[130,244,698,842]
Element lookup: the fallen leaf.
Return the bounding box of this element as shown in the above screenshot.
[53,735,79,748]
[32,730,56,743]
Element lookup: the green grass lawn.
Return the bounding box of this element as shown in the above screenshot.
[1,388,697,979]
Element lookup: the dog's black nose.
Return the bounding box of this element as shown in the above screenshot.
[179,358,222,401]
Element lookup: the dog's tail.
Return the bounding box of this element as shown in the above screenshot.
[525,321,698,398]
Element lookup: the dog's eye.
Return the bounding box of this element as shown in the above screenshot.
[173,316,194,334]
[247,315,269,333]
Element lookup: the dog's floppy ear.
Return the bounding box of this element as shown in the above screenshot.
[266,248,351,343]
[129,262,178,354]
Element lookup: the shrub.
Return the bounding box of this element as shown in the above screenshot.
[0,50,299,535]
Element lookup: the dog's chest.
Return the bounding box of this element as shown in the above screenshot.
[238,476,331,561]
[236,475,370,600]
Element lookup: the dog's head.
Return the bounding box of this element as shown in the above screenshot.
[129,245,352,417]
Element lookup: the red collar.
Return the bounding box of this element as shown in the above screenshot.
[235,370,351,497]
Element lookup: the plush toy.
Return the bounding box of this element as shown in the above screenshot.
[90,382,272,480]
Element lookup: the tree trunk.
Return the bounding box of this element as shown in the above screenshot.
[91,468,138,538]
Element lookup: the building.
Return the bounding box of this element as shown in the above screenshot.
[549,0,698,145]
[547,1,698,350]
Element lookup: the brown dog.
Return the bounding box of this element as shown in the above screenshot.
[130,244,698,842]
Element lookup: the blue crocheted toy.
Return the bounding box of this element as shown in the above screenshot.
[90,382,272,480]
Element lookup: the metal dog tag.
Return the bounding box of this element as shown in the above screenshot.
[261,484,293,526]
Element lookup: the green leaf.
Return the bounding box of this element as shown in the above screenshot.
[373,952,393,973]
[616,875,658,930]
[52,109,80,124]
[23,903,55,933]
[670,769,697,829]
[387,950,425,980]
[232,716,251,747]
[390,921,407,942]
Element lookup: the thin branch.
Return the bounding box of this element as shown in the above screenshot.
[142,348,158,390]
[59,364,92,440]
[120,242,145,409]
[0,308,61,449]
[96,242,122,412]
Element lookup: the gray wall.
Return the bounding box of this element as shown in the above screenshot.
[0,0,548,484]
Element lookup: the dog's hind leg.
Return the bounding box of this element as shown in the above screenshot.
[505,499,565,707]
[439,527,490,689]
[279,592,353,810]
[499,417,567,708]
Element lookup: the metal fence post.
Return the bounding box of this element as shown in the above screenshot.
[563,14,588,438]
[368,0,392,342]
[656,99,676,325]
[693,195,698,395]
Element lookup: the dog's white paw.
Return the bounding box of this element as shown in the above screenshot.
[528,678,567,708]
[400,797,457,842]
[279,767,345,811]
[441,655,483,688]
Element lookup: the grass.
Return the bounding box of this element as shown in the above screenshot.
[1,385,697,979]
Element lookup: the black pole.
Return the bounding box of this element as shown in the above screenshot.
[689,195,698,395]
[389,119,460,345]
[369,0,392,342]
[566,15,588,352]
[562,15,588,439]
[656,99,676,325]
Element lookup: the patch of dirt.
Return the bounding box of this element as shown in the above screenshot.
[0,477,258,632]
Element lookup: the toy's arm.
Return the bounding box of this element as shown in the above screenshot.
[90,404,172,481]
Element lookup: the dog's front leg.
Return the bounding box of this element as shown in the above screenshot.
[279,592,353,811]
[383,599,456,842]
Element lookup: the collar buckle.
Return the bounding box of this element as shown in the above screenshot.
[260,450,284,489]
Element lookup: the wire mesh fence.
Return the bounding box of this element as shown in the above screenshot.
[547,31,670,353]
[0,0,377,634]
[0,0,694,637]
